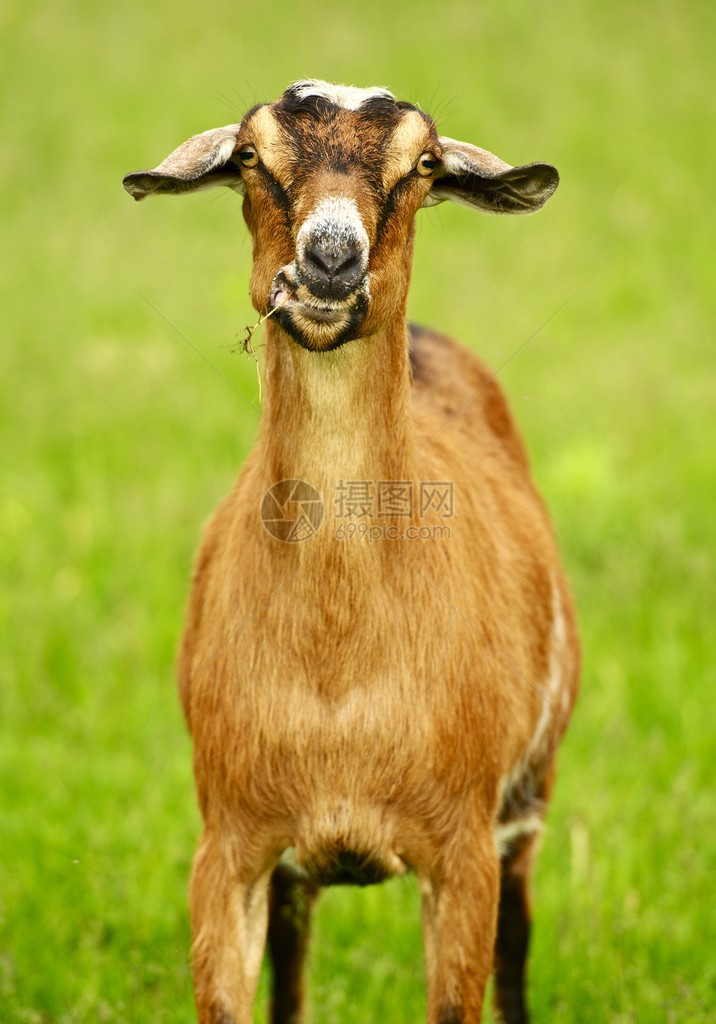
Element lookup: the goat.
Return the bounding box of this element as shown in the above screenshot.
[124,79,579,1024]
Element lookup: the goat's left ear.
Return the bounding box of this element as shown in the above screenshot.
[123,124,243,201]
[422,137,559,215]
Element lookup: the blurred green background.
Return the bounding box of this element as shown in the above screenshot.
[1,1,714,1021]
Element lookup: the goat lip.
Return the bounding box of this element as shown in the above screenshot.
[269,285,344,324]
[295,302,346,324]
[269,290,344,325]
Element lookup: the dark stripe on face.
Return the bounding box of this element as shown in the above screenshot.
[271,105,341,170]
[326,293,370,350]
[277,92,336,119]
[355,97,414,142]
[375,171,419,240]
[255,163,292,220]
[269,111,387,194]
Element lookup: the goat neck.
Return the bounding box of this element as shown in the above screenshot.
[259,312,415,492]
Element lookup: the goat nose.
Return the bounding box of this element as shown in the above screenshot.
[301,235,364,300]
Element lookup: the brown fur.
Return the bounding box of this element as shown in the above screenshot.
[155,85,579,1023]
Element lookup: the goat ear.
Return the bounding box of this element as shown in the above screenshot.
[422,137,559,215]
[123,125,244,202]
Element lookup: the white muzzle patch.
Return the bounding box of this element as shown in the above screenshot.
[296,197,370,274]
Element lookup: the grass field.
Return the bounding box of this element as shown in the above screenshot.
[1,1,714,1021]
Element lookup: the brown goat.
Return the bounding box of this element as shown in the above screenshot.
[124,79,579,1024]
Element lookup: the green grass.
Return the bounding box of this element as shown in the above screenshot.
[1,1,714,1020]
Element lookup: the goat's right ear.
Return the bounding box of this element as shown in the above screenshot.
[123,125,244,201]
[422,137,559,215]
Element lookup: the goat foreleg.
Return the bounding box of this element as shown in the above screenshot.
[189,831,270,1024]
[421,827,500,1024]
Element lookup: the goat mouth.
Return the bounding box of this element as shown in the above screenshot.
[299,303,348,323]
[270,270,367,327]
[268,266,369,351]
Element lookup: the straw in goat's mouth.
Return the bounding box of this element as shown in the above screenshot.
[237,292,292,352]
[230,293,293,401]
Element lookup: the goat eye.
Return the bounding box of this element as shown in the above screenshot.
[238,146,259,168]
[417,153,438,177]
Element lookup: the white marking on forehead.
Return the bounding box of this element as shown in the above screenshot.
[291,79,394,111]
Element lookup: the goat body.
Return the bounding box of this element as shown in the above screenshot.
[125,79,579,1024]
